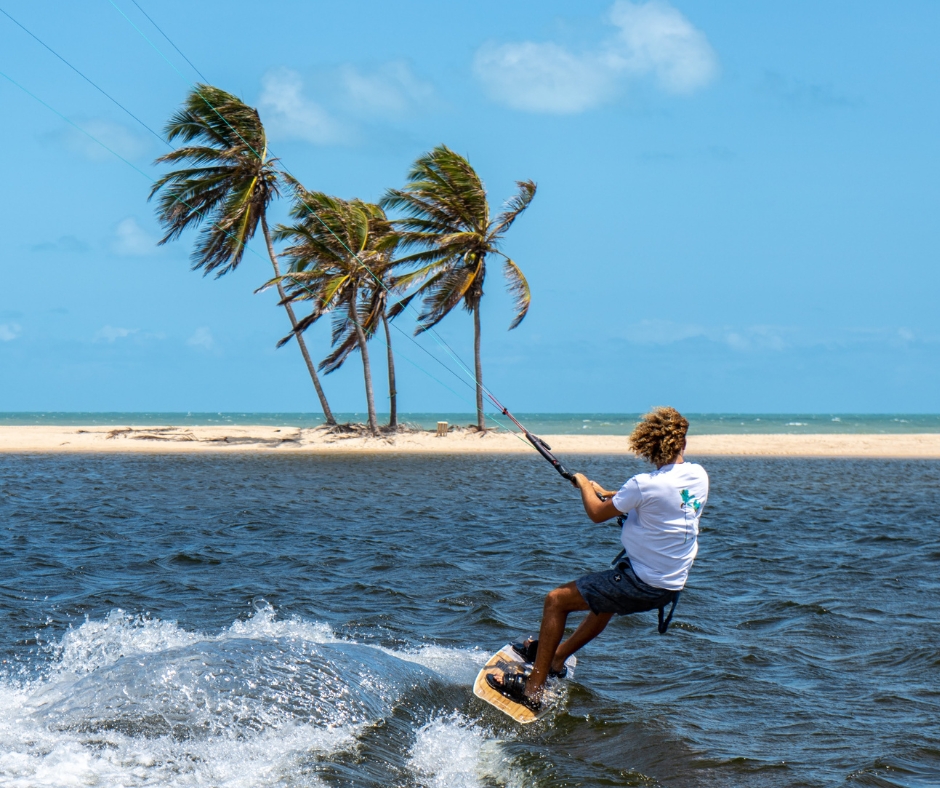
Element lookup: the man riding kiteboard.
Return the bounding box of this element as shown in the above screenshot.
[487,406,709,711]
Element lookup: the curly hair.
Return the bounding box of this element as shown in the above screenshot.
[629,407,689,466]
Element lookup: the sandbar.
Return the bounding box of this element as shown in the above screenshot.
[0,425,938,458]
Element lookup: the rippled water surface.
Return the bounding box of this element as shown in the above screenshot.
[1,453,938,787]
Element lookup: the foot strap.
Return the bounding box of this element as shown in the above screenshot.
[486,670,541,711]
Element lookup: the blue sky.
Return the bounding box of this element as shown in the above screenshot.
[0,0,937,414]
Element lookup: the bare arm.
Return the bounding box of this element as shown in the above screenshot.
[572,473,622,524]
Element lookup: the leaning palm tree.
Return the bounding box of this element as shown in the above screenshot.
[149,84,336,425]
[316,282,404,430]
[298,196,406,430]
[274,187,400,435]
[318,273,407,430]
[381,145,535,431]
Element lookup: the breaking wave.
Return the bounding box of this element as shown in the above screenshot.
[0,606,514,788]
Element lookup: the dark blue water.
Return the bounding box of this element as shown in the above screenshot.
[1,454,938,787]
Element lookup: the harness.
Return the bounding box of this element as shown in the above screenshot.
[657,592,681,635]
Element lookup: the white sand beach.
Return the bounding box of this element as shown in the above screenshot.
[1,425,939,458]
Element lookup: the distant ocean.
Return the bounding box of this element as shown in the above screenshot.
[2,412,939,434]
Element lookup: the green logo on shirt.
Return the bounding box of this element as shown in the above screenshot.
[681,489,701,512]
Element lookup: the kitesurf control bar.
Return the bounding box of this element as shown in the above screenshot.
[524,432,575,482]
[496,406,606,500]
[490,400,578,484]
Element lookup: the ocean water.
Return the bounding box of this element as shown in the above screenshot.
[1,453,939,787]
[2,412,940,434]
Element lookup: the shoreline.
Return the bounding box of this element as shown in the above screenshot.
[1,425,939,458]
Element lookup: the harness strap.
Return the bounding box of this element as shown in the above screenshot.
[658,591,681,635]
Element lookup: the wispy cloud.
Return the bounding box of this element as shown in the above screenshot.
[111,218,157,256]
[55,119,152,162]
[758,71,860,110]
[475,42,617,114]
[621,321,805,351]
[259,61,436,145]
[607,1,718,93]
[30,235,89,254]
[187,326,215,350]
[0,323,21,342]
[259,69,350,145]
[338,60,436,119]
[474,0,718,114]
[94,325,137,343]
[619,320,933,351]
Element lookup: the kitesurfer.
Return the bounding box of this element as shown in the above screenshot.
[487,406,709,710]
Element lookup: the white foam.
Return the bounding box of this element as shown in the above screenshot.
[0,607,501,787]
[53,609,199,676]
[409,714,520,788]
[392,644,486,685]
[0,607,365,787]
[44,604,336,682]
[224,603,337,644]
[0,701,358,788]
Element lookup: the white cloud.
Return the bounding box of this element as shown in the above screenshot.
[259,62,434,145]
[259,69,348,145]
[474,0,718,114]
[607,0,718,93]
[474,42,616,114]
[111,217,157,256]
[187,327,215,350]
[95,325,137,343]
[0,323,21,342]
[60,119,151,162]
[338,60,436,118]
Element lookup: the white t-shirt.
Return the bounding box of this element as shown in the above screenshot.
[611,462,709,591]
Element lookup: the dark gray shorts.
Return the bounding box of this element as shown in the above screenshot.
[576,557,677,616]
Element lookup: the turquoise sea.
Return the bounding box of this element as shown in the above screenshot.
[1,412,939,434]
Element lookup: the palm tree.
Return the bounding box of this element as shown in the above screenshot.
[149,84,336,425]
[381,145,535,431]
[319,277,409,430]
[317,284,404,431]
[274,187,401,435]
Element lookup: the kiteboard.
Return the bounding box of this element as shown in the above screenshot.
[472,641,576,724]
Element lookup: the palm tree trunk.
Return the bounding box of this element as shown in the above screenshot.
[473,301,485,431]
[261,216,335,425]
[382,310,398,430]
[349,290,378,435]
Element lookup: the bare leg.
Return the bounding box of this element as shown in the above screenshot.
[552,611,613,670]
[525,582,591,698]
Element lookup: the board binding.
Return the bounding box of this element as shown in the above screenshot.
[472,642,576,724]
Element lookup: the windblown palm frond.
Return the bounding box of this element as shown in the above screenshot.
[150,84,336,425]
[381,146,534,323]
[493,180,537,238]
[379,145,536,429]
[149,85,279,277]
[501,255,531,330]
[274,185,406,433]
